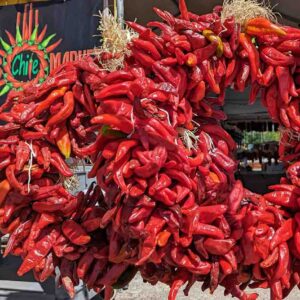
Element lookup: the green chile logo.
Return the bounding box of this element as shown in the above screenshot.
[0,4,62,96]
[11,51,40,82]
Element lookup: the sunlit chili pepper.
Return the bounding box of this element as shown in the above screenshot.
[46,91,75,128]
[62,220,91,246]
[245,17,286,37]
[34,86,68,117]
[17,227,60,276]
[91,114,133,134]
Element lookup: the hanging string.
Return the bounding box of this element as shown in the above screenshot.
[25,140,36,193]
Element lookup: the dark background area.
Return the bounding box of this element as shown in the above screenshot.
[0,0,102,54]
[116,0,300,27]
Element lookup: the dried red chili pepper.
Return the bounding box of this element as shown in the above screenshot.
[276,66,291,104]
[50,152,73,177]
[245,17,286,37]
[270,219,295,251]
[18,227,59,276]
[46,91,75,129]
[261,47,295,66]
[62,220,91,246]
[239,33,260,82]
[91,114,133,134]
[203,238,235,255]
[34,86,68,117]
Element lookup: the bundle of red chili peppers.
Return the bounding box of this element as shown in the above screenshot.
[1,0,300,299]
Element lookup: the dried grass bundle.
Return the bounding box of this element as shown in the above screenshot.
[221,0,277,27]
[94,8,137,71]
[59,159,80,194]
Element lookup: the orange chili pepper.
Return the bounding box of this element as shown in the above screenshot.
[0,179,11,207]
[157,230,171,247]
[56,123,71,159]
[245,17,286,37]
[185,53,197,67]
[209,172,220,184]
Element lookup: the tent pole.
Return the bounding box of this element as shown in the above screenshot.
[103,0,109,16]
[117,0,124,24]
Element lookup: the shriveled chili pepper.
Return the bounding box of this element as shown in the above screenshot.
[190,81,205,103]
[50,152,73,177]
[73,59,103,76]
[228,180,244,214]
[4,219,32,257]
[178,0,189,20]
[34,86,68,117]
[203,238,235,255]
[132,39,161,60]
[46,91,75,128]
[184,30,207,50]
[277,39,300,55]
[201,124,236,151]
[132,48,156,69]
[98,262,129,286]
[17,227,59,276]
[0,179,11,206]
[193,223,225,239]
[264,82,280,122]
[276,66,291,104]
[270,218,295,251]
[287,100,300,127]
[261,47,295,66]
[272,242,289,281]
[168,269,189,300]
[194,43,217,63]
[171,246,211,274]
[239,33,260,82]
[287,162,300,187]
[60,258,76,298]
[62,220,91,245]
[15,141,30,171]
[5,165,24,192]
[39,252,55,282]
[200,60,220,94]
[91,114,133,134]
[236,61,250,92]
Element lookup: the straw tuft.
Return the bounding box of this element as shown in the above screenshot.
[94,8,137,71]
[221,0,277,27]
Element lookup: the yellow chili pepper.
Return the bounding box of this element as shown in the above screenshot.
[202,29,224,57]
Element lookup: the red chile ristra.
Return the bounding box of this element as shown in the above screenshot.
[0,1,300,300]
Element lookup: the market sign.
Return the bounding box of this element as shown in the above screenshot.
[0,0,102,97]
